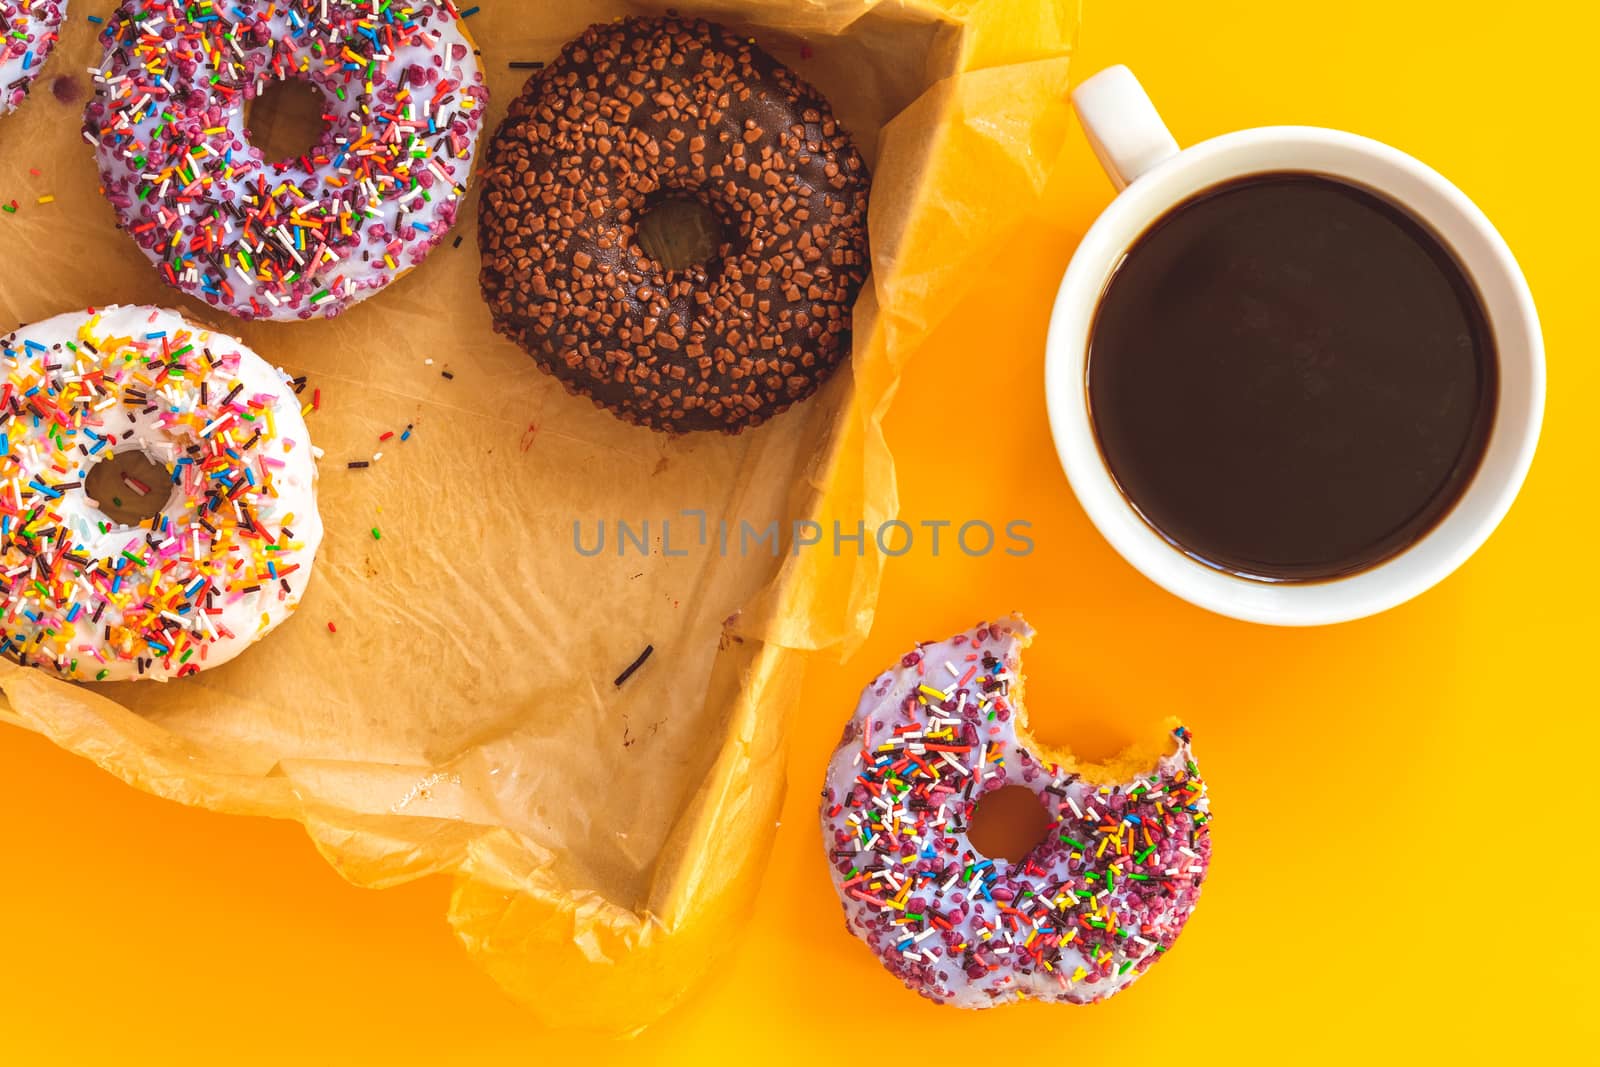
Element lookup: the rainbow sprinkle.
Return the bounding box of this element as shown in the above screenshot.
[82,0,488,320]
[0,1,67,116]
[0,307,320,681]
[820,617,1212,1007]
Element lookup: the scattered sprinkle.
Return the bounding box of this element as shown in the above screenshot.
[613,643,654,687]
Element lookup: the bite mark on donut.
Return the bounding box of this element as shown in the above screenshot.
[820,615,1213,1007]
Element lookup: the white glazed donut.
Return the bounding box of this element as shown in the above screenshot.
[0,306,322,681]
[1,0,66,115]
[82,0,488,320]
[820,615,1212,1007]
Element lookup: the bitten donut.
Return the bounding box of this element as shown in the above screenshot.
[820,616,1212,1007]
[1,0,66,115]
[83,0,487,320]
[0,306,322,681]
[478,16,871,434]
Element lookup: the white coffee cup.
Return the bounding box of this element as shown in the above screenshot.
[1044,66,1545,626]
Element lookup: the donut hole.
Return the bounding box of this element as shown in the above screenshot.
[245,77,329,166]
[85,450,176,528]
[967,785,1053,863]
[638,197,725,271]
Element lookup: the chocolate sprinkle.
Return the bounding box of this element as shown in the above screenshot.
[477,16,872,434]
[613,643,654,687]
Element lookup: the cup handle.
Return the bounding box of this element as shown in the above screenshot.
[1072,66,1180,191]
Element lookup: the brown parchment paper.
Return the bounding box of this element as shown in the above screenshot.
[0,0,1077,1034]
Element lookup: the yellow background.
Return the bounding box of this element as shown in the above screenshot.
[2,0,1595,1061]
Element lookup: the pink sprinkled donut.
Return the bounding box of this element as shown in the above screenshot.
[0,1,66,115]
[83,1,488,320]
[820,615,1212,1007]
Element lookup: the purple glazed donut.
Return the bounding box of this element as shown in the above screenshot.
[1,0,67,115]
[820,615,1212,1007]
[82,0,487,320]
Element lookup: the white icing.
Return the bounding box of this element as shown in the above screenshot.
[84,1,487,320]
[0,0,66,115]
[821,615,1211,1007]
[0,306,322,680]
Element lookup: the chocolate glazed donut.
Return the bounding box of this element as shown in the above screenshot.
[477,16,871,434]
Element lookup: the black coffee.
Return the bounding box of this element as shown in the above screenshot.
[1087,173,1497,582]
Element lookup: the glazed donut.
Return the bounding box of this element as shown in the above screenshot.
[0,306,322,681]
[83,0,488,320]
[820,615,1212,1007]
[1,1,66,115]
[478,16,871,434]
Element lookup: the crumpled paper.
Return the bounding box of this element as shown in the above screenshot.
[0,0,1077,1034]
